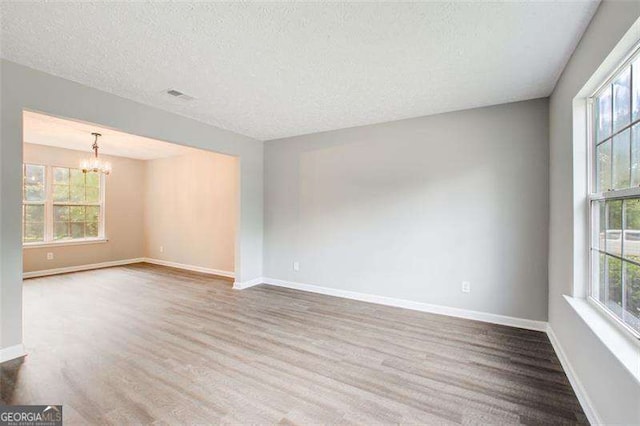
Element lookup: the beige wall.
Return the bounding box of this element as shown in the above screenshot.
[23,144,238,276]
[23,143,146,272]
[144,151,238,274]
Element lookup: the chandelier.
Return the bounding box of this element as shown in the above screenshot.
[80,132,111,175]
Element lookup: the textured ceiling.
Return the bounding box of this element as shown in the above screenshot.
[24,111,203,160]
[1,1,598,140]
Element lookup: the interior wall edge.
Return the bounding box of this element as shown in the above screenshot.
[546,325,602,425]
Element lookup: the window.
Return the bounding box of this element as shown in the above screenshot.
[22,164,104,245]
[590,47,640,338]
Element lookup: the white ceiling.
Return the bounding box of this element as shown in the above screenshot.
[23,111,202,160]
[1,1,598,140]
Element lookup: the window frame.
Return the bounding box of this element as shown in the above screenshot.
[22,163,106,247]
[587,45,640,340]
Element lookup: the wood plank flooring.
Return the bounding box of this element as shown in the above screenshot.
[1,263,586,424]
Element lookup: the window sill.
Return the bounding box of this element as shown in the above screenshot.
[23,238,108,249]
[564,295,640,384]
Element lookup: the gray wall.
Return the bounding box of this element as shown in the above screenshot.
[548,1,640,423]
[264,98,549,321]
[1,59,263,352]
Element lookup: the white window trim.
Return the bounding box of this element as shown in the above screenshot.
[23,238,109,249]
[586,44,640,341]
[22,163,107,247]
[567,17,640,385]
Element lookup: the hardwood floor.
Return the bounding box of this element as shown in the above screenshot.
[1,263,586,425]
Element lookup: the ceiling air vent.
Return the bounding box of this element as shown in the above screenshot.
[164,89,195,101]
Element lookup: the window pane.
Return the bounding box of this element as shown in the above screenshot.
[596,140,612,191]
[70,184,84,202]
[24,165,45,201]
[54,222,70,240]
[596,86,612,142]
[24,204,44,223]
[25,164,44,186]
[606,200,623,256]
[624,262,640,333]
[70,222,84,239]
[24,222,44,243]
[597,252,606,303]
[53,205,69,222]
[70,169,84,186]
[86,222,98,237]
[613,67,631,132]
[85,206,100,222]
[24,183,44,202]
[70,206,85,222]
[624,199,640,263]
[86,187,99,203]
[607,256,623,313]
[85,172,99,188]
[593,200,606,249]
[612,129,631,189]
[53,184,69,202]
[631,124,640,186]
[53,167,69,184]
[633,59,640,122]
[24,184,45,202]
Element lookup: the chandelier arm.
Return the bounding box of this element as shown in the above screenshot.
[93,133,100,158]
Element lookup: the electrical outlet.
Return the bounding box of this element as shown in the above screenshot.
[293,261,300,272]
[461,281,471,293]
[46,252,54,260]
[160,246,164,253]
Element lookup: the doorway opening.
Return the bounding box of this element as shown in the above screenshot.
[21,110,239,281]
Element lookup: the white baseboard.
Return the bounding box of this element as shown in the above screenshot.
[23,257,235,279]
[547,326,601,425]
[0,343,26,364]
[233,277,264,290]
[260,277,548,332]
[143,258,234,278]
[23,258,145,279]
